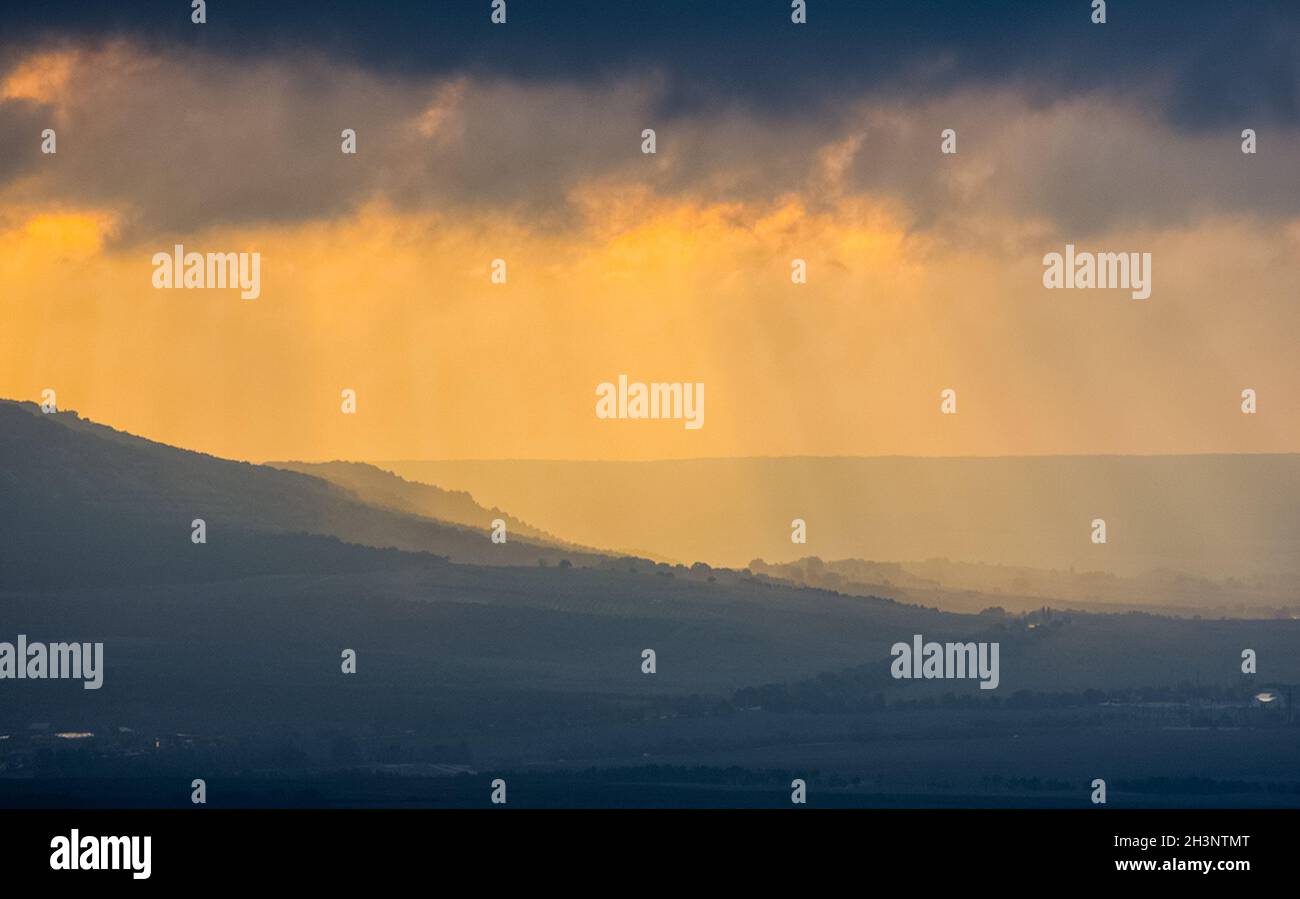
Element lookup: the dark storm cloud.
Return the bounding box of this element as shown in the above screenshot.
[3,0,1297,132]
[0,97,45,181]
[2,1,1297,241]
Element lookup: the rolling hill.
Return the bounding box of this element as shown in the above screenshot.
[268,460,586,550]
[0,400,601,588]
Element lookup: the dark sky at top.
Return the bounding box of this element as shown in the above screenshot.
[2,0,1297,131]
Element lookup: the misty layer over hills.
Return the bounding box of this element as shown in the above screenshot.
[385,456,1300,579]
[750,558,1300,619]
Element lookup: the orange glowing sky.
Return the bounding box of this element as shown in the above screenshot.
[2,45,1299,462]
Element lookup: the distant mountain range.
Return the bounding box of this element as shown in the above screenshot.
[384,455,1300,578]
[749,557,1300,618]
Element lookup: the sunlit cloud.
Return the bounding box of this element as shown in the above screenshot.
[1,42,1298,461]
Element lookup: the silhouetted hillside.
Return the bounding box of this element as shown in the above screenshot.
[0,401,602,588]
[269,460,586,550]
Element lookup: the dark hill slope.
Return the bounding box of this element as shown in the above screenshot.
[0,401,601,588]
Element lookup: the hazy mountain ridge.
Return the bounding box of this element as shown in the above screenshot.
[385,456,1300,579]
[268,460,588,551]
[749,557,1300,619]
